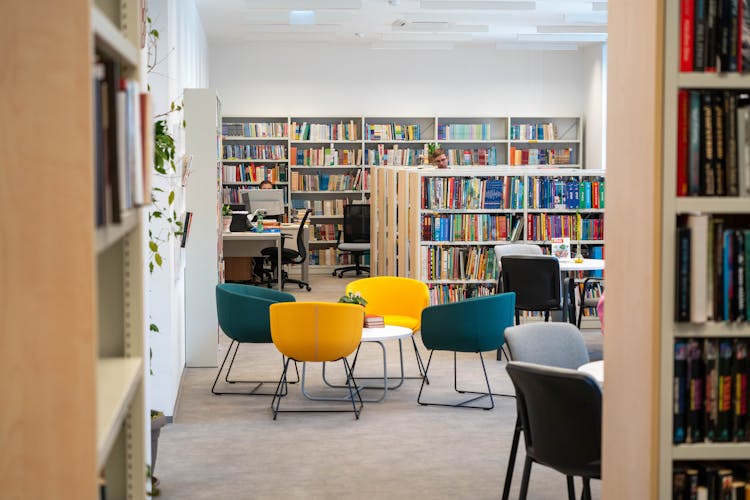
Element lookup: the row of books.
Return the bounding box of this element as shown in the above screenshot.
[308,248,370,266]
[222,144,286,161]
[674,338,749,444]
[312,223,340,242]
[679,0,750,72]
[290,198,347,216]
[421,176,525,210]
[676,89,750,196]
[527,178,605,210]
[442,148,500,166]
[421,214,513,242]
[292,121,359,141]
[437,123,493,141]
[289,171,368,191]
[93,57,151,227]
[289,146,360,166]
[366,123,422,141]
[675,214,750,323]
[364,145,425,166]
[421,246,499,282]
[509,146,575,166]
[221,186,289,205]
[509,122,558,141]
[427,283,495,305]
[525,213,605,241]
[364,314,385,328]
[290,198,346,216]
[222,122,289,138]
[221,164,287,183]
[673,462,750,499]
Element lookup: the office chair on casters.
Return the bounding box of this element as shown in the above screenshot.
[506,361,601,500]
[333,204,370,278]
[260,208,312,291]
[577,277,605,329]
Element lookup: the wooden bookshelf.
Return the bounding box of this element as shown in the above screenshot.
[1,1,147,497]
[372,166,605,307]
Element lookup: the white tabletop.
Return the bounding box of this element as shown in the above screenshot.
[361,324,412,342]
[558,258,605,272]
[578,360,604,384]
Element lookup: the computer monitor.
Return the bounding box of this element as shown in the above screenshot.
[241,188,285,218]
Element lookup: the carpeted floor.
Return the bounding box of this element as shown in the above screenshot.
[155,274,603,499]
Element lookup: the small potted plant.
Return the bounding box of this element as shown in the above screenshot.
[222,204,232,233]
[338,291,367,307]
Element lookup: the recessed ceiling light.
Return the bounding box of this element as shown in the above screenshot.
[289,10,315,25]
[420,1,535,10]
[537,25,607,34]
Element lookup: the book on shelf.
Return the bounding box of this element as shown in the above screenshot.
[483,179,503,209]
[551,237,571,260]
[675,339,689,444]
[180,212,193,248]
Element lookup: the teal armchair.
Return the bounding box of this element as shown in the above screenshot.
[417,292,515,410]
[212,283,296,395]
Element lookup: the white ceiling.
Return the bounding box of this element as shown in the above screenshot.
[194,0,608,51]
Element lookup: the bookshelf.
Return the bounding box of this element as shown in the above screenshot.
[185,89,222,368]
[1,1,147,497]
[373,166,605,308]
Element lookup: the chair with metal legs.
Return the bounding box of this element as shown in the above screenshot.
[269,302,365,420]
[417,292,516,410]
[506,361,601,500]
[212,283,297,396]
[345,276,431,384]
[501,322,591,500]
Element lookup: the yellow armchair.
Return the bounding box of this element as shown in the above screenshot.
[345,277,430,381]
[269,302,365,419]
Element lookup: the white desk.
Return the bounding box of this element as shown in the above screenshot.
[558,258,605,272]
[222,223,309,287]
[310,325,414,403]
[578,360,604,386]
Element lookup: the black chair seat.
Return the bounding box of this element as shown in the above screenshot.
[260,246,300,261]
[259,209,312,291]
[333,204,370,278]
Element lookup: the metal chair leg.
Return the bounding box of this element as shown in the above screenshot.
[212,341,297,396]
[582,477,592,500]
[518,456,533,500]
[566,475,576,500]
[501,415,522,500]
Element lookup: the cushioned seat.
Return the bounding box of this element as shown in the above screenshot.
[381,315,419,330]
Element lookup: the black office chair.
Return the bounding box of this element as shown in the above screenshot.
[332,204,371,278]
[500,255,568,325]
[577,277,604,328]
[260,209,312,291]
[506,361,601,500]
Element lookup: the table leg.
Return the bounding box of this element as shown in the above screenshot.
[276,241,282,289]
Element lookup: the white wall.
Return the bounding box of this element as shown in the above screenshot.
[147,0,209,416]
[210,44,604,165]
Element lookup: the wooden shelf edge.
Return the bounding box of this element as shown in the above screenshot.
[675,197,750,213]
[672,322,750,337]
[95,209,140,254]
[96,357,143,469]
[91,5,138,67]
[673,442,750,460]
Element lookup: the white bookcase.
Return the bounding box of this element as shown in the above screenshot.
[185,89,222,368]
[219,115,583,273]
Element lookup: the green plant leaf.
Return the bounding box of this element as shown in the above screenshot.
[152,211,163,218]
[155,254,163,267]
[149,241,158,252]
[149,262,154,273]
[150,323,159,333]
[168,191,175,205]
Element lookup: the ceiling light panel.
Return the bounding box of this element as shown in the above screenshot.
[289,10,316,24]
[536,24,607,33]
[372,41,456,49]
[392,21,489,32]
[245,0,361,8]
[381,32,474,41]
[420,1,535,10]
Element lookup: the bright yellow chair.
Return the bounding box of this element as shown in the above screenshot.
[269,302,365,419]
[345,276,430,380]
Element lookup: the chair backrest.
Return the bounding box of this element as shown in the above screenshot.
[504,322,590,368]
[494,243,543,269]
[506,361,602,476]
[500,255,562,311]
[343,204,370,244]
[269,302,363,362]
[420,292,515,353]
[289,208,312,263]
[215,283,296,343]
[345,276,429,331]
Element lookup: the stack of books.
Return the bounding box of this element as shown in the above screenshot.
[364,314,385,328]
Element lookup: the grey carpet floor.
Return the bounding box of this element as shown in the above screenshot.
[155,274,603,499]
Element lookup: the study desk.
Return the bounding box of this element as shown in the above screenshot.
[222,223,309,287]
[578,360,604,386]
[559,258,605,323]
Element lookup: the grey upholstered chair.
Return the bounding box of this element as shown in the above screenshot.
[494,243,543,275]
[501,322,591,500]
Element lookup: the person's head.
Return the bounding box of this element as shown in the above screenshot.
[429,148,448,168]
[259,180,273,190]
